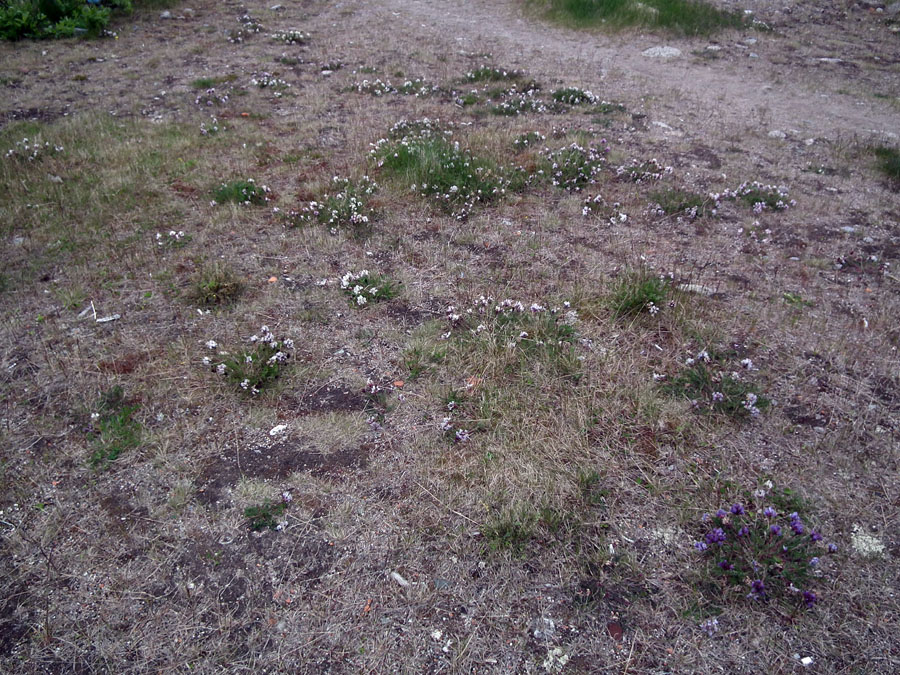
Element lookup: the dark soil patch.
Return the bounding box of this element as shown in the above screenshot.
[197,440,372,505]
[285,383,369,415]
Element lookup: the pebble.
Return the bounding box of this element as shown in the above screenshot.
[768,129,787,139]
[390,571,410,587]
[160,10,172,19]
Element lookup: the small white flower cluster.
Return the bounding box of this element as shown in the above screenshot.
[514,131,546,148]
[615,158,673,183]
[465,66,523,82]
[228,13,263,42]
[291,176,377,232]
[340,270,381,306]
[250,73,290,96]
[5,137,63,161]
[355,78,396,96]
[440,399,471,443]
[552,87,598,105]
[743,392,761,417]
[155,230,187,247]
[209,326,293,395]
[491,87,549,116]
[711,182,794,214]
[200,116,221,135]
[195,88,229,107]
[270,30,309,44]
[543,141,609,192]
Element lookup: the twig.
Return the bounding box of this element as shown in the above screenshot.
[415,481,478,525]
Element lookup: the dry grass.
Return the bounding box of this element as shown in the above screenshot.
[1,0,899,673]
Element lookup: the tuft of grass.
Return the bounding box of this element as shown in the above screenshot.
[608,271,669,319]
[190,74,236,89]
[340,270,399,307]
[244,500,287,531]
[189,262,244,307]
[89,385,141,469]
[533,0,745,36]
[213,178,269,205]
[873,145,900,186]
[483,506,537,554]
[649,187,710,218]
[463,65,524,82]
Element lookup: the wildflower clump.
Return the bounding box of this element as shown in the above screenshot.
[551,87,598,105]
[5,137,63,161]
[270,29,309,44]
[661,349,769,418]
[608,272,670,319]
[542,140,609,191]
[615,158,673,183]
[711,182,794,214]
[513,131,546,148]
[464,65,524,82]
[371,120,510,220]
[208,326,294,395]
[213,179,270,205]
[340,270,398,307]
[289,176,377,233]
[155,230,189,249]
[245,491,292,531]
[693,491,837,613]
[250,73,290,96]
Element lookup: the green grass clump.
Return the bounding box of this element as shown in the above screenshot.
[650,187,710,218]
[340,269,399,307]
[89,386,141,469]
[210,325,294,395]
[608,271,669,319]
[873,145,900,186]
[213,179,269,205]
[372,126,509,220]
[535,0,744,35]
[483,506,537,553]
[464,66,524,82]
[189,263,244,307]
[245,500,287,531]
[290,176,378,233]
[661,352,769,418]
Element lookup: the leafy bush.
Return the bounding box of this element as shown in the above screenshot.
[0,0,136,40]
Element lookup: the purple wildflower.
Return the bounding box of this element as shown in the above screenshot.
[730,503,745,516]
[802,590,817,608]
[694,541,709,551]
[810,530,823,542]
[770,524,782,536]
[791,520,805,535]
[718,559,733,571]
[827,543,838,553]
[763,506,777,518]
[737,526,750,537]
[715,509,728,519]
[705,528,727,545]
[809,557,820,567]
[749,579,767,600]
[789,512,800,522]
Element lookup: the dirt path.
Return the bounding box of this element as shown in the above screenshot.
[356,0,899,143]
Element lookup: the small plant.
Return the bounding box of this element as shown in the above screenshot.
[873,145,900,186]
[372,124,510,220]
[245,493,292,531]
[483,506,536,554]
[208,325,294,395]
[88,385,141,469]
[649,188,710,219]
[464,65,523,82]
[195,87,230,107]
[0,0,133,40]
[551,87,598,105]
[270,29,309,44]
[190,262,244,306]
[542,140,609,191]
[353,78,396,96]
[4,136,63,161]
[608,271,669,319]
[490,87,550,116]
[692,489,838,614]
[228,12,263,42]
[250,72,290,96]
[340,270,398,307]
[155,230,189,249]
[662,350,769,418]
[289,176,377,233]
[199,116,221,136]
[513,131,546,148]
[711,182,793,214]
[213,178,270,205]
[615,158,672,183]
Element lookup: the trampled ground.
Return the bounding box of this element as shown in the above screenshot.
[1,0,899,672]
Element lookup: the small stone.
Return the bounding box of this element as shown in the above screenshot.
[840,226,856,233]
[160,10,172,19]
[390,571,410,587]
[268,424,287,436]
[433,578,451,590]
[532,616,556,641]
[642,46,682,59]
[768,129,787,139]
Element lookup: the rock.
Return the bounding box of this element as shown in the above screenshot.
[768,129,787,139]
[642,46,682,59]
[678,283,717,296]
[160,10,172,19]
[390,571,410,587]
[532,616,556,641]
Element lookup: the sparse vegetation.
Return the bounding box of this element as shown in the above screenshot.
[189,262,244,306]
[873,145,900,186]
[88,386,141,469]
[533,0,745,35]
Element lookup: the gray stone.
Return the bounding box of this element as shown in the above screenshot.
[160,10,172,19]
[642,46,682,59]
